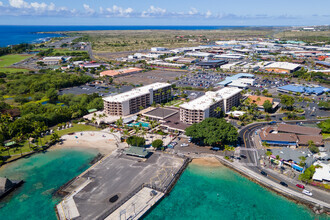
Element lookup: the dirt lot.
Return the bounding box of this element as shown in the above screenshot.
[113,69,188,85]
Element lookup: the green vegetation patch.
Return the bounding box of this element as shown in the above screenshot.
[0,54,33,67]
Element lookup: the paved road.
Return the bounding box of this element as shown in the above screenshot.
[239,119,330,205]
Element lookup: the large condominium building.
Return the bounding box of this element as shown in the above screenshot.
[180,87,242,124]
[103,83,171,116]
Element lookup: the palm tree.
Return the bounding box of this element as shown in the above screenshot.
[50,133,60,144]
[214,107,222,118]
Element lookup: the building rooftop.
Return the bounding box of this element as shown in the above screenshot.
[297,135,323,146]
[278,84,330,95]
[277,124,321,136]
[143,108,178,120]
[218,73,254,86]
[124,146,149,158]
[103,83,171,103]
[312,161,330,182]
[264,62,300,71]
[248,95,273,106]
[180,87,242,111]
[271,147,314,167]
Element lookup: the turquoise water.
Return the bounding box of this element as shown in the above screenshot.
[128,122,150,128]
[144,164,329,220]
[0,148,98,220]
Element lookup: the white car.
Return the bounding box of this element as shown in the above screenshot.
[181,143,189,147]
[302,189,312,196]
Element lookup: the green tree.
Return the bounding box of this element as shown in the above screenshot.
[152,139,163,149]
[298,156,306,167]
[46,88,58,103]
[317,119,330,133]
[185,118,238,146]
[126,135,145,147]
[50,133,60,144]
[280,95,295,110]
[308,140,319,154]
[299,165,316,183]
[263,100,273,113]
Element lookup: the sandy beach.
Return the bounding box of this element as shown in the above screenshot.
[191,157,223,167]
[51,131,122,155]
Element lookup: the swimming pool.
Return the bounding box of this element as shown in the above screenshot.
[128,122,150,128]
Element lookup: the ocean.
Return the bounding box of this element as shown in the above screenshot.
[143,164,328,220]
[0,25,248,47]
[0,148,98,220]
[0,149,327,219]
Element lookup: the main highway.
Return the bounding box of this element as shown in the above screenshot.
[238,119,330,205]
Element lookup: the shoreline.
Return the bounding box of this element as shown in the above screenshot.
[0,131,120,170]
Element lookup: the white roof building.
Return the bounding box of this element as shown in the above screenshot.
[185,52,214,58]
[180,87,242,111]
[264,62,301,71]
[312,161,330,182]
[103,82,171,103]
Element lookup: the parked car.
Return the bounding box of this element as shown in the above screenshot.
[296,184,305,189]
[180,143,189,147]
[302,189,312,196]
[280,181,288,187]
[211,147,220,151]
[260,171,267,176]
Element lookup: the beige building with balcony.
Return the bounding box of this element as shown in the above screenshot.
[179,87,242,124]
[103,83,171,116]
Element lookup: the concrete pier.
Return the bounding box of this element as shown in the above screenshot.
[105,187,164,220]
[56,150,186,220]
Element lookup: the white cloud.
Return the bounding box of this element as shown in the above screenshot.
[105,5,133,17]
[83,4,95,14]
[0,1,3,6]
[205,10,212,18]
[141,6,166,17]
[188,8,198,15]
[9,0,30,8]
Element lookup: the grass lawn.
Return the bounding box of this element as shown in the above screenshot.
[165,99,185,107]
[322,133,330,139]
[0,54,33,73]
[0,123,101,158]
[0,54,33,67]
[0,67,30,73]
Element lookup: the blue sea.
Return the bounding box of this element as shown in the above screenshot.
[0,25,248,47]
[144,164,328,220]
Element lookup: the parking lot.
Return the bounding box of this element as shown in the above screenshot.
[176,72,227,88]
[58,84,133,96]
[113,69,186,85]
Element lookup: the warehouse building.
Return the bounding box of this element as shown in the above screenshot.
[218,73,255,88]
[278,85,329,96]
[103,83,171,116]
[179,87,242,124]
[264,62,301,73]
[195,60,228,69]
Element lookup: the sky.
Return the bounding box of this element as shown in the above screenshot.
[0,0,329,26]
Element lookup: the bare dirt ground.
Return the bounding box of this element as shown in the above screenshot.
[114,69,188,85]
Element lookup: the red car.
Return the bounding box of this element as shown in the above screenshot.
[296,184,305,189]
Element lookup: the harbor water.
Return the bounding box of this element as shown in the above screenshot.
[144,163,329,220]
[0,148,98,220]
